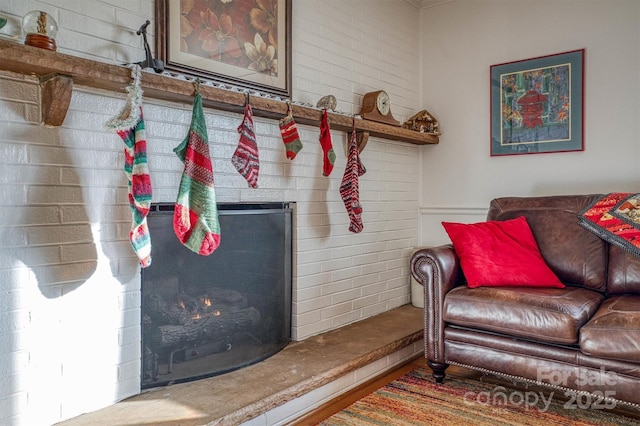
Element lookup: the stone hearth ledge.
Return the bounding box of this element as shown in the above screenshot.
[57,304,423,426]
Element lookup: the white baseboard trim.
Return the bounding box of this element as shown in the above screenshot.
[250,341,425,426]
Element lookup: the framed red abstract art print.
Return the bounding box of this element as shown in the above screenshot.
[490,49,584,156]
[156,0,291,98]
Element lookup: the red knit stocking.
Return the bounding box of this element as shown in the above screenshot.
[340,127,366,233]
[319,109,336,176]
[232,104,259,188]
[279,113,303,160]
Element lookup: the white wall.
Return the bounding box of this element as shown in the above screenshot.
[0,1,423,425]
[419,0,640,245]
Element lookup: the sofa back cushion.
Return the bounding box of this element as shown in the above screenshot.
[487,194,607,292]
[608,245,640,294]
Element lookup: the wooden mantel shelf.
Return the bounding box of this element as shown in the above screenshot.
[0,39,439,145]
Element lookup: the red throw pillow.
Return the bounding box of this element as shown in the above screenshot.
[442,216,564,288]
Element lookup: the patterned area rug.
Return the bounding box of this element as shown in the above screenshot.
[318,367,639,425]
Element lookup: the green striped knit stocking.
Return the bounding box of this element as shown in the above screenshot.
[105,65,152,267]
[173,91,221,255]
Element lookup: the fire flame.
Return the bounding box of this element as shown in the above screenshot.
[177,298,186,309]
[213,310,221,316]
[204,296,211,307]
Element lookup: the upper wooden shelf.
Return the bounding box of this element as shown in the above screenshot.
[0,39,439,145]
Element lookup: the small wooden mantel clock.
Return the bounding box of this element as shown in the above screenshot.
[359,90,401,126]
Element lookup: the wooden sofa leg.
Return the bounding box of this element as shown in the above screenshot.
[427,360,449,383]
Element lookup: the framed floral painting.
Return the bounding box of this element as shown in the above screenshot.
[490,49,584,156]
[156,0,291,98]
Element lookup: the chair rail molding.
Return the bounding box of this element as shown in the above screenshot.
[419,206,488,216]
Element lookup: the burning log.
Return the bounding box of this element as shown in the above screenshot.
[144,288,249,326]
[146,306,261,350]
[143,287,262,374]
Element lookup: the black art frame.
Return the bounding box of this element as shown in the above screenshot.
[490,49,584,156]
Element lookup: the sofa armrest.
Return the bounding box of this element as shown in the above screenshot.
[410,245,461,363]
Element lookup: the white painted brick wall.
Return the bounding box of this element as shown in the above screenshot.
[0,1,422,424]
[292,0,421,121]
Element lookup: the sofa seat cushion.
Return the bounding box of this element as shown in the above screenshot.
[579,295,640,362]
[443,286,604,345]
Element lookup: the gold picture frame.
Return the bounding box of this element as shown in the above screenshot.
[156,0,292,98]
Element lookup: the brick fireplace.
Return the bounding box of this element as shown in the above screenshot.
[0,74,419,426]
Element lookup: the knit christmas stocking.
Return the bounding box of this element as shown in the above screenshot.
[232,104,259,188]
[340,127,366,233]
[319,109,336,176]
[279,113,303,160]
[105,65,152,267]
[173,91,221,255]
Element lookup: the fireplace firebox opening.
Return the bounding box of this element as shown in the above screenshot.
[141,202,293,389]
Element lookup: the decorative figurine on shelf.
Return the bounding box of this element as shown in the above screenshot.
[316,95,337,111]
[22,10,58,51]
[403,109,440,134]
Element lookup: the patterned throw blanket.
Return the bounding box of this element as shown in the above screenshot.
[579,192,640,257]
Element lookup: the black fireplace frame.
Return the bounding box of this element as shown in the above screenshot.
[140,202,293,389]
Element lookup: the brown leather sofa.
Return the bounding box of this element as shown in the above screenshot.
[411,194,640,408]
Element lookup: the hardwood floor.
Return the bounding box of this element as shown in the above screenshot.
[289,357,640,425]
[290,357,427,425]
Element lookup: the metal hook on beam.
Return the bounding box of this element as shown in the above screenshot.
[129,20,164,73]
